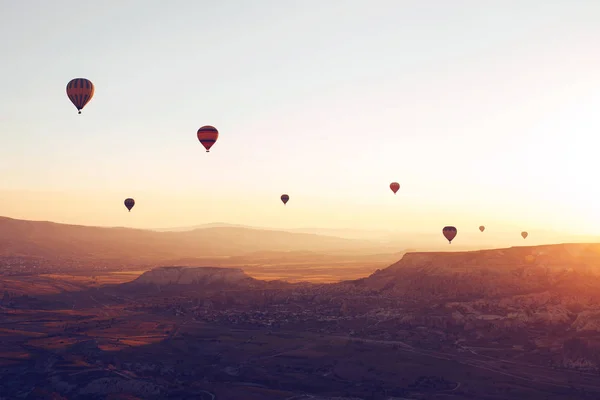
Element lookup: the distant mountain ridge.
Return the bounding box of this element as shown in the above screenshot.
[152,222,600,250]
[3,215,600,273]
[152,222,258,232]
[154,224,397,239]
[0,216,399,265]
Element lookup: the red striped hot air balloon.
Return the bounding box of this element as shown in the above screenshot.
[197,126,219,152]
[443,226,457,244]
[66,78,95,114]
[281,194,289,205]
[124,198,135,212]
[390,182,400,194]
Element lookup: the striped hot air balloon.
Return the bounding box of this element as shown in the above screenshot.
[479,226,485,232]
[197,126,219,152]
[390,182,400,194]
[66,78,94,114]
[443,226,457,244]
[281,194,289,205]
[124,198,135,212]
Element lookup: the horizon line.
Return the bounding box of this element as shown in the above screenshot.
[3,215,600,240]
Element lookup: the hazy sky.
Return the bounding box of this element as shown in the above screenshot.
[1,0,600,236]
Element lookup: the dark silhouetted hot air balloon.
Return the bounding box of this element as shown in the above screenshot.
[197,126,219,152]
[443,226,457,244]
[124,198,135,212]
[479,225,485,232]
[390,182,400,194]
[66,78,94,114]
[521,231,528,239]
[281,194,289,205]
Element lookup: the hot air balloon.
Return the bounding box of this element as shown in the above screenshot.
[66,78,94,114]
[124,198,135,212]
[521,231,528,239]
[197,126,219,152]
[390,182,400,194]
[281,194,289,205]
[443,226,457,244]
[479,226,485,232]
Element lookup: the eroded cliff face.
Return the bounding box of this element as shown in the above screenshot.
[343,244,600,371]
[362,244,600,302]
[132,266,252,286]
[383,243,600,273]
[355,244,600,330]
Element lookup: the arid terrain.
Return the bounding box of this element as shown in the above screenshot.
[2,218,600,399]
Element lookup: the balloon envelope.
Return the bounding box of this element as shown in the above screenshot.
[66,78,95,114]
[124,198,135,212]
[281,194,289,205]
[521,231,528,239]
[390,182,400,194]
[443,226,457,243]
[197,126,219,152]
[479,226,485,232]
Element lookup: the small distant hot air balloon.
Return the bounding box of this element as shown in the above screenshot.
[124,198,135,212]
[281,194,289,205]
[479,226,485,232]
[66,78,95,114]
[443,226,457,244]
[197,126,219,152]
[521,231,528,239]
[390,182,400,194]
